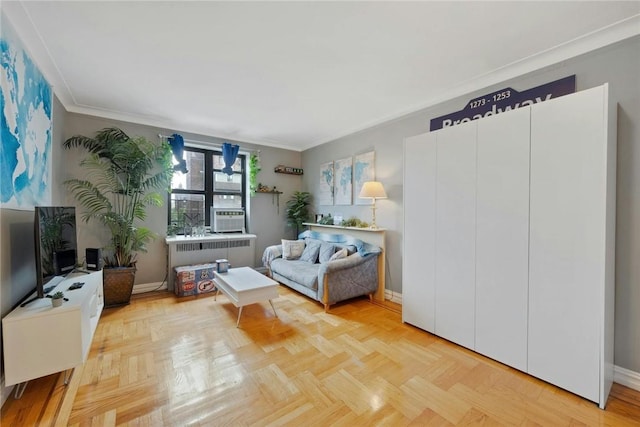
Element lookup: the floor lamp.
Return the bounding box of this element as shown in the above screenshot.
[359,181,387,229]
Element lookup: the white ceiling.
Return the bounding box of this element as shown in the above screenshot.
[4,1,640,151]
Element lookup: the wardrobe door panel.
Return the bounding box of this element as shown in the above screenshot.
[475,107,530,372]
[435,122,477,350]
[529,86,606,403]
[403,133,437,332]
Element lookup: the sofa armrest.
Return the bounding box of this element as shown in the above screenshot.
[318,253,379,306]
[318,253,370,274]
[262,244,283,269]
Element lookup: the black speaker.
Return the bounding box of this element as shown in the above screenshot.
[86,248,102,271]
[53,249,77,275]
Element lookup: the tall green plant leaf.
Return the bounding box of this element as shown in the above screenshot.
[286,191,311,238]
[64,127,173,267]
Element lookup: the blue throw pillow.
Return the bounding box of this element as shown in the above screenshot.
[299,239,321,263]
[319,242,336,263]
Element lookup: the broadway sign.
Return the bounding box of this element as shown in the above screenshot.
[430,75,576,131]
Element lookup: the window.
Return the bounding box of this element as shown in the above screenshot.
[169,147,246,232]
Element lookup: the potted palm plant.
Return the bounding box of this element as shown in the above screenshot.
[64,127,173,307]
[285,191,311,238]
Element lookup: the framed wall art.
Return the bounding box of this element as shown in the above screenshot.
[318,161,334,205]
[0,14,53,210]
[333,157,352,205]
[353,151,375,205]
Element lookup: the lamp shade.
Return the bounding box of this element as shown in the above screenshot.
[359,181,387,199]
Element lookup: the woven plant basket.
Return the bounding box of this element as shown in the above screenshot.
[103,267,136,307]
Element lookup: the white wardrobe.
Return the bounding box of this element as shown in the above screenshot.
[402,84,616,408]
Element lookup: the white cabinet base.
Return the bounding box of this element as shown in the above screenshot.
[2,270,104,388]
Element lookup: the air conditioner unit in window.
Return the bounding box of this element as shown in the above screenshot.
[211,209,245,233]
[213,173,242,192]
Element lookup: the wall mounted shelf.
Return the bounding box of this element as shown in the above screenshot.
[256,190,283,213]
[274,165,303,175]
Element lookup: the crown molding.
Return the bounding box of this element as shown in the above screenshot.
[64,104,301,152]
[4,2,638,152]
[304,14,640,149]
[2,1,76,108]
[1,1,300,151]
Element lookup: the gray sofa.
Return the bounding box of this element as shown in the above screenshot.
[262,230,380,311]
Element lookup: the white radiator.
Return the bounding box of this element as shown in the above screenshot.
[166,234,256,290]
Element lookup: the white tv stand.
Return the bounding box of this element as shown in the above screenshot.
[2,270,104,397]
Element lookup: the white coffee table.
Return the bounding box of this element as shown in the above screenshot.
[213,267,279,327]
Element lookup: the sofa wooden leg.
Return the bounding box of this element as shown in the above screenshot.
[369,294,373,303]
[324,303,329,312]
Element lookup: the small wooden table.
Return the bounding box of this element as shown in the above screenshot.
[213,267,279,327]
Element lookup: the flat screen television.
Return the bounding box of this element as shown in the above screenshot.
[21,206,78,306]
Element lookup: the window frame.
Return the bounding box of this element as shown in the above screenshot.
[168,147,247,231]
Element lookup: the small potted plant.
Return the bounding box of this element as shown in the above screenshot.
[51,291,65,307]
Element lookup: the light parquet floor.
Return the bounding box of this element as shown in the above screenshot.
[2,286,639,426]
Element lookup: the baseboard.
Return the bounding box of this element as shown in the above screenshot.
[614,365,640,392]
[384,289,402,305]
[132,281,166,295]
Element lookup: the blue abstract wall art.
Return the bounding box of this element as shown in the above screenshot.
[1,12,52,210]
[354,151,375,205]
